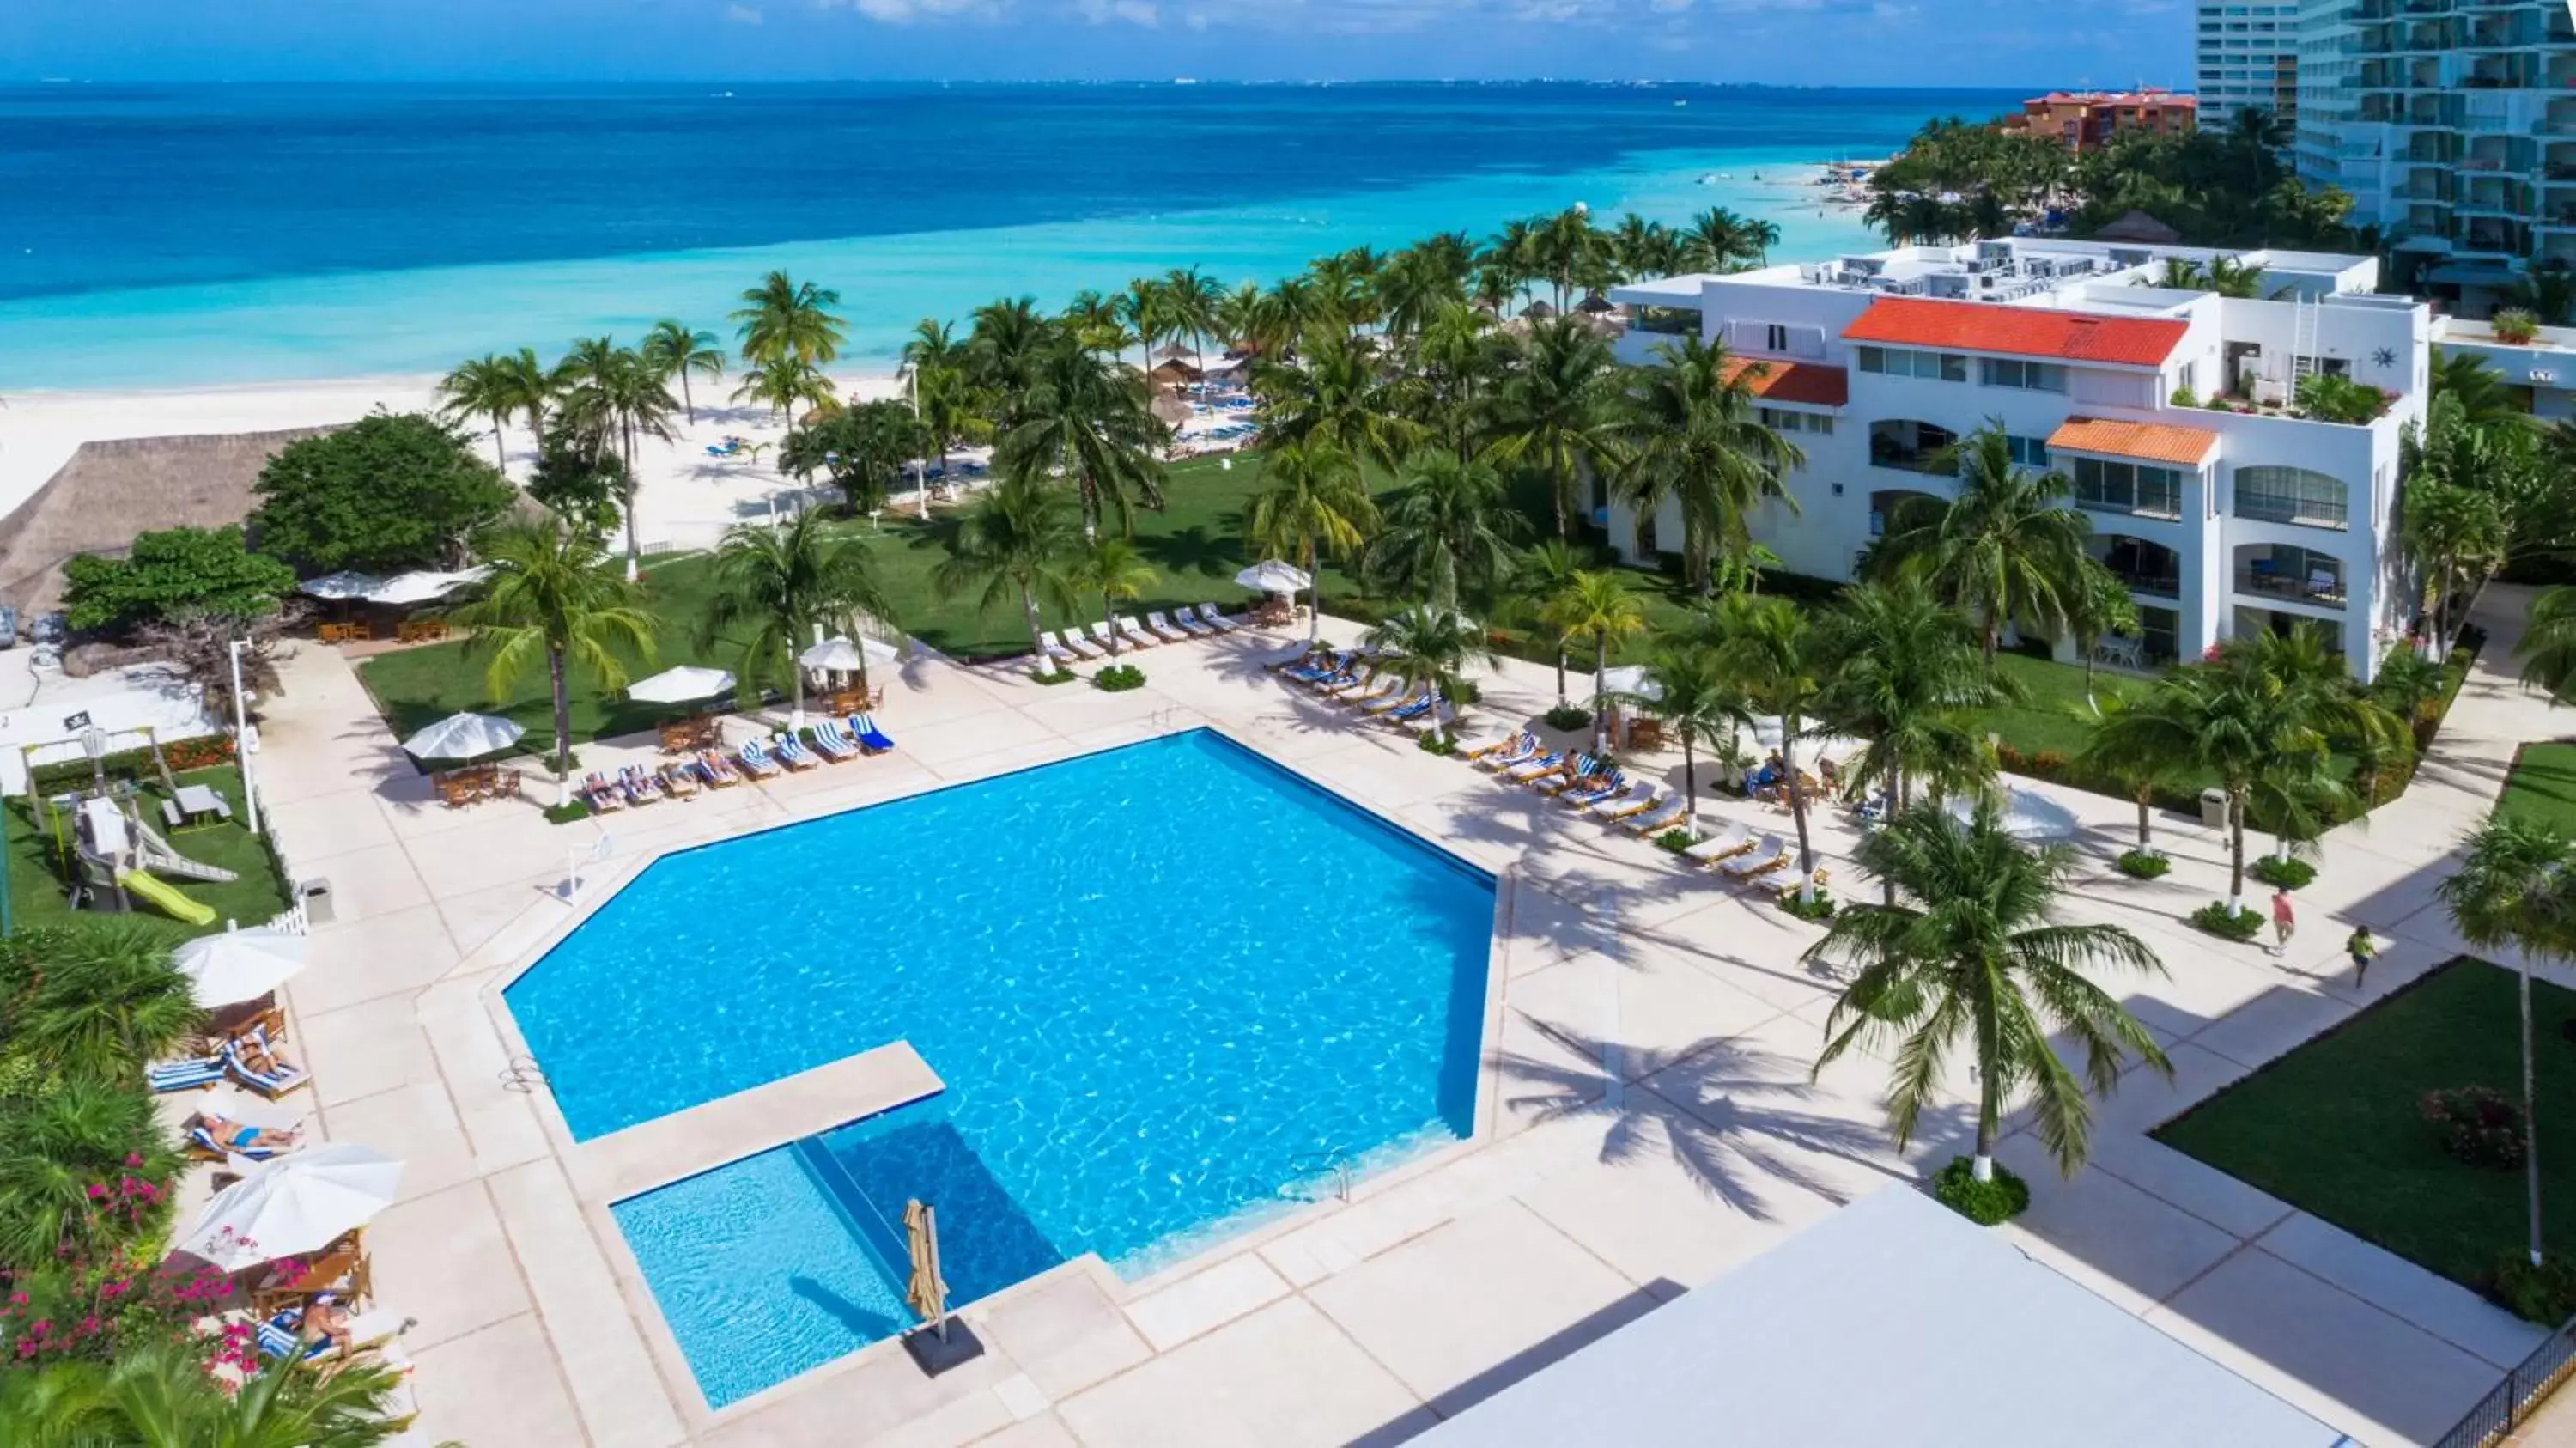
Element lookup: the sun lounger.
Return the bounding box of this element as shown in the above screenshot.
[620,765,665,804]
[189,1121,289,1164]
[1504,751,1565,783]
[1340,675,1403,709]
[223,1039,309,1099]
[1055,628,1106,661]
[1085,621,1132,655]
[659,763,701,799]
[1591,782,1663,820]
[849,714,896,753]
[1264,640,1320,670]
[696,750,743,787]
[1036,633,1082,669]
[1114,616,1160,649]
[1465,729,1533,763]
[1316,664,1376,698]
[1145,610,1196,642]
[257,1310,336,1366]
[1718,836,1791,880]
[1480,736,1543,772]
[1283,649,1345,683]
[581,773,629,812]
[1194,603,1240,633]
[1528,753,1599,794]
[149,1055,226,1092]
[1361,684,1424,716]
[1684,822,1755,863]
[1382,691,1439,723]
[1559,770,1628,808]
[807,723,854,762]
[772,733,821,771]
[1622,799,1690,835]
[735,741,783,778]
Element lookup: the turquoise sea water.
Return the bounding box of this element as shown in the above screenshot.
[0,83,2009,390]
[517,732,1496,1404]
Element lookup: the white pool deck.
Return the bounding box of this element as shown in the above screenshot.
[225,583,2575,1448]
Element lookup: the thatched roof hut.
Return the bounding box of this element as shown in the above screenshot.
[1522,300,1559,320]
[0,427,335,613]
[2093,210,2184,246]
[1150,392,1193,429]
[1575,292,1618,316]
[1148,359,1205,390]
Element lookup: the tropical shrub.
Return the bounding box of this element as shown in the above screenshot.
[2190,901,2265,940]
[2169,385,2199,408]
[1653,829,1696,854]
[60,526,298,634]
[2116,849,2171,879]
[2490,307,2541,344]
[1029,667,1078,686]
[249,411,515,573]
[543,799,593,825]
[2493,1253,2576,1325]
[2422,1086,2528,1170]
[1093,664,1146,692]
[2293,372,2393,425]
[1544,704,1591,733]
[2251,855,2318,890]
[1416,733,1459,757]
[1777,888,1835,922]
[1931,1156,2031,1225]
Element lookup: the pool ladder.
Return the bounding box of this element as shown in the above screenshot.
[498,1056,549,1093]
[1287,1149,1355,1205]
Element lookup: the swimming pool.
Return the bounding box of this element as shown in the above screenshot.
[509,731,1495,1405]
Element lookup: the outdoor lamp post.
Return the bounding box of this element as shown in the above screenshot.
[229,638,262,836]
[79,727,108,799]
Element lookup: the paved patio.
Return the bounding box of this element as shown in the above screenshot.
[241,587,2569,1448]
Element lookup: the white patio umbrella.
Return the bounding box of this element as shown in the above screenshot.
[1948,787,2081,842]
[401,711,525,762]
[627,665,737,704]
[1596,664,1661,704]
[366,567,490,608]
[1234,560,1310,594]
[176,1145,404,1271]
[299,571,384,601]
[799,636,899,672]
[173,928,308,1008]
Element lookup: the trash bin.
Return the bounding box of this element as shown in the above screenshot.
[296,879,334,928]
[2199,788,2229,829]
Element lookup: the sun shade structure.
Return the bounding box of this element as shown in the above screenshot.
[1234,560,1311,593]
[401,711,526,761]
[1948,786,2083,841]
[363,567,489,607]
[298,571,384,600]
[173,928,309,1008]
[627,666,737,704]
[175,1145,404,1271]
[799,636,898,672]
[1409,1186,2354,1448]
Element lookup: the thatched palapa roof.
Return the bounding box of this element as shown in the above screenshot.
[2093,210,2184,245]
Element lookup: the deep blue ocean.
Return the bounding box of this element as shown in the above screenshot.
[0,83,2014,388]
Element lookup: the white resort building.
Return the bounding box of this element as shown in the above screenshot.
[1605,238,2433,682]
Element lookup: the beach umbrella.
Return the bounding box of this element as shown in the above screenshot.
[299,571,383,601]
[799,636,897,672]
[904,1199,951,1334]
[627,666,736,704]
[173,928,308,1009]
[366,567,489,607]
[1155,343,1194,362]
[1575,292,1618,315]
[176,1145,403,1271]
[1522,300,1558,320]
[1234,560,1310,594]
[1948,787,2081,842]
[401,711,525,762]
[1597,663,1661,704]
[1150,392,1192,428]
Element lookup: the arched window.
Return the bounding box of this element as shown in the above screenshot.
[2233,466,2348,530]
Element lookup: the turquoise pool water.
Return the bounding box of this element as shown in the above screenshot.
[513,731,1494,1407]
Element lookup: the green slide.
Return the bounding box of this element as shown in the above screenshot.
[118,869,216,928]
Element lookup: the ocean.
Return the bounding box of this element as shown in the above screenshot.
[0,82,2014,391]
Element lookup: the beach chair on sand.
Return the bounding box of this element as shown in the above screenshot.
[696,751,743,788]
[848,714,896,753]
[1718,836,1792,883]
[772,733,821,771]
[735,741,783,779]
[1146,610,1199,642]
[1622,797,1691,836]
[1055,628,1106,661]
[808,723,854,763]
[1194,603,1240,633]
[1684,822,1756,865]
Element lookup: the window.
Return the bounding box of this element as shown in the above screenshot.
[2006,435,2051,469]
[1765,323,1790,353]
[1759,407,1833,435]
[2178,361,2197,397]
[2234,465,2348,528]
[1857,346,1967,381]
[1981,358,2069,392]
[2071,456,2185,519]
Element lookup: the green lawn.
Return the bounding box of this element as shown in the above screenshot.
[2155,958,2576,1296]
[1,765,294,940]
[2497,743,2576,834]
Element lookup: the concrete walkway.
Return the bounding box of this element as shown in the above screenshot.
[240,587,2568,1448]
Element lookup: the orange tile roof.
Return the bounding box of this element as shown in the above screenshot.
[2046,416,2221,467]
[1717,356,1849,408]
[1842,297,2189,368]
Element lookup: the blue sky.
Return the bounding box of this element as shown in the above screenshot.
[0,0,2192,88]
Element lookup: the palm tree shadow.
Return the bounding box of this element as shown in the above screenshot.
[1493,1013,1929,1223]
[1136,524,1240,581]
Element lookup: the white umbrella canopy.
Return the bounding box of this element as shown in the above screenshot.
[1597,664,1661,703]
[366,567,489,607]
[401,711,526,762]
[1235,560,1311,593]
[627,666,737,704]
[173,928,308,1009]
[299,571,384,601]
[1948,787,2081,842]
[799,636,898,672]
[176,1145,404,1271]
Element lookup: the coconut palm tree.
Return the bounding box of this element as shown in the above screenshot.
[967,295,1057,420]
[1213,281,1273,357]
[1869,423,2091,672]
[1245,441,1377,642]
[702,510,896,717]
[1407,301,1506,461]
[732,270,846,368]
[1253,327,1423,472]
[1817,581,1998,896]
[0,1077,182,1269]
[1362,451,1526,614]
[1542,569,1647,754]
[2437,816,2572,1270]
[2518,584,2576,697]
[639,319,727,426]
[933,478,1079,663]
[2063,557,2141,708]
[998,334,1167,542]
[1163,265,1224,376]
[1362,605,1494,745]
[556,338,679,580]
[6,920,203,1083]
[1604,640,1749,833]
[437,353,529,472]
[1066,538,1157,660]
[0,1338,417,1448]
[448,520,656,779]
[1121,276,1175,378]
[2403,477,2511,653]
[732,356,835,431]
[1807,800,2172,1183]
[1491,317,1628,539]
[1682,207,1760,272]
[2076,691,2196,855]
[1711,593,1830,893]
[1614,336,1805,593]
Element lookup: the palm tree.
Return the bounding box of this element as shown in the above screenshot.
[701,510,896,718]
[1245,441,1377,642]
[2402,474,2510,652]
[1542,569,1647,754]
[2063,557,2141,708]
[1121,276,1173,378]
[7,920,203,1082]
[933,476,1080,663]
[1683,207,1761,272]
[1870,423,2091,671]
[1510,540,1587,710]
[556,338,679,580]
[1362,451,1526,613]
[0,1077,182,1269]
[732,270,847,368]
[1362,605,1494,745]
[2518,585,2576,696]
[1492,318,1628,539]
[998,334,1167,542]
[2437,816,2571,1270]
[1817,581,1998,892]
[2076,691,2196,855]
[967,295,1056,419]
[1253,327,1423,471]
[1711,593,1828,893]
[448,520,657,779]
[2430,349,2535,427]
[1066,538,1157,660]
[1603,640,1747,833]
[437,354,529,472]
[732,356,835,430]
[1615,336,1804,593]
[913,362,994,519]
[639,319,727,426]
[1807,800,2172,1183]
[1163,265,1224,377]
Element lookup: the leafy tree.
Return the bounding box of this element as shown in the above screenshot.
[2402,476,2509,652]
[61,526,296,634]
[933,476,1080,664]
[250,412,513,574]
[1362,451,1525,613]
[1710,593,1829,892]
[1614,336,1803,593]
[2075,691,2196,854]
[136,605,305,727]
[781,399,928,514]
[523,421,628,538]
[447,520,656,777]
[1362,605,1495,745]
[1508,539,1586,709]
[1253,328,1424,472]
[1543,569,1647,754]
[1065,538,1156,660]
[1245,442,1377,643]
[554,338,678,580]
[913,362,995,517]
[2062,557,2141,707]
[1817,579,1998,862]
[1807,800,2171,1183]
[1869,423,2090,672]
[702,510,896,715]
[640,319,727,426]
[2516,584,2576,697]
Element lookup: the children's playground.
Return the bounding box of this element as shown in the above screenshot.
[9,728,292,937]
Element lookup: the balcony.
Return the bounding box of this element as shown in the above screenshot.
[2235,467,2351,531]
[2235,545,2348,609]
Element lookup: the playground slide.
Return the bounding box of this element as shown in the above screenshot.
[118,869,216,928]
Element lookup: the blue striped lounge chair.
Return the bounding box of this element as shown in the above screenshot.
[1479,735,1542,773]
[1559,769,1627,808]
[808,722,854,762]
[149,1055,226,1093]
[257,1310,331,1366]
[1504,751,1566,784]
[581,773,628,811]
[1283,650,1344,684]
[1529,753,1597,793]
[619,765,666,803]
[849,714,896,753]
[188,1122,288,1163]
[1380,691,1439,723]
[736,739,783,778]
[771,733,821,771]
[223,1039,309,1100]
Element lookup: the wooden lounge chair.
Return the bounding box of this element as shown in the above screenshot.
[696,750,743,788]
[1719,838,1792,883]
[1684,823,1755,864]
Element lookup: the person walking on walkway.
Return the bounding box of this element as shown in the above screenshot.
[2270,886,2297,957]
[2346,926,2378,987]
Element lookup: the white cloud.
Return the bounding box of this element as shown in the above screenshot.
[817,0,996,22]
[1076,0,1160,23]
[726,3,763,21]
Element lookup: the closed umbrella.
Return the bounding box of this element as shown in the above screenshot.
[627,666,736,704]
[176,1145,404,1271]
[1233,560,1310,594]
[401,711,525,762]
[173,928,307,1008]
[904,1199,950,1332]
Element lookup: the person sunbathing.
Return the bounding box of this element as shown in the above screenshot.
[197,1114,301,1153]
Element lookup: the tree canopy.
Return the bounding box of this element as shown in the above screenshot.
[249,411,515,574]
[60,526,296,633]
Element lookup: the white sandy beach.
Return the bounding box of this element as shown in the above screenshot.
[0,370,914,556]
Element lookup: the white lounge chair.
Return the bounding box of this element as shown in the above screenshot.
[1154,609,1209,640]
[1036,634,1081,668]
[1114,616,1161,649]
[1088,621,1133,655]
[1194,603,1240,633]
[1505,751,1567,783]
[1593,782,1663,821]
[1480,736,1543,773]
[1622,799,1690,835]
[1451,727,1511,758]
[1718,836,1791,879]
[1054,628,1105,660]
[1340,675,1403,709]
[1684,822,1755,863]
